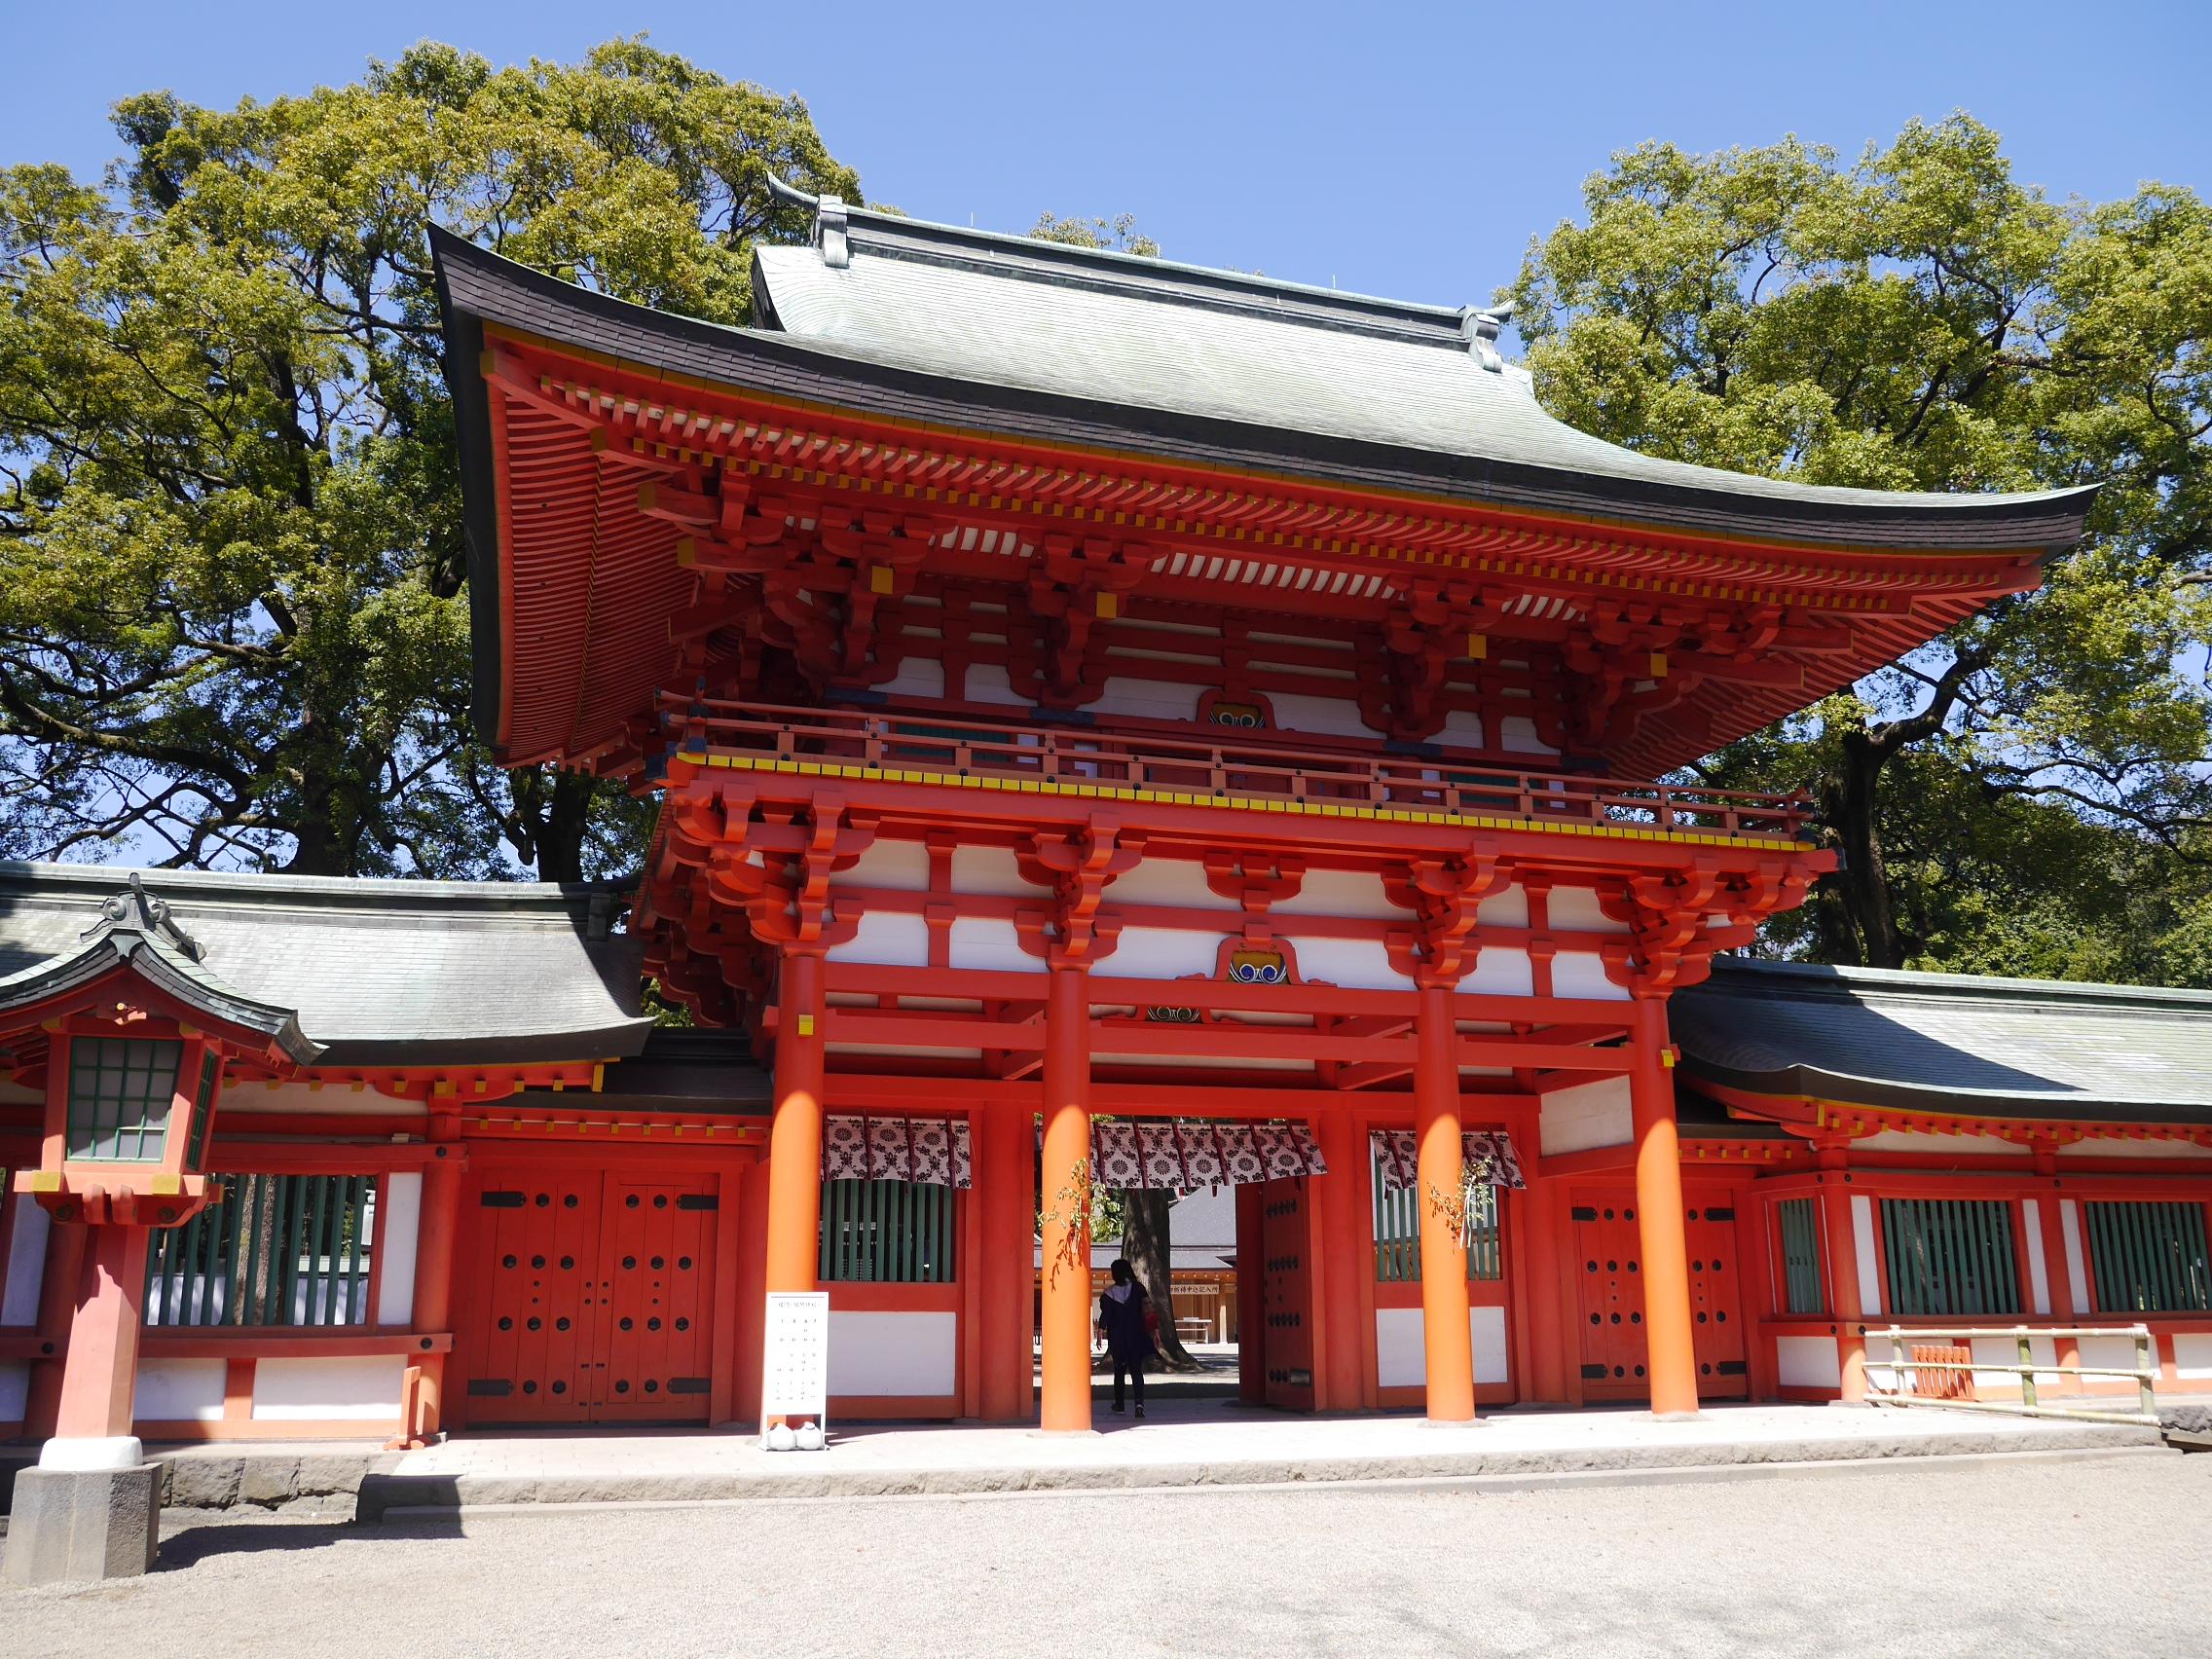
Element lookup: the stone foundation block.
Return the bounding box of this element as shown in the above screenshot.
[2,1463,162,1586]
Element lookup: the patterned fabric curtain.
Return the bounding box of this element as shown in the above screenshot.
[822,1115,974,1189]
[1369,1129,1527,1193]
[1089,1120,1327,1191]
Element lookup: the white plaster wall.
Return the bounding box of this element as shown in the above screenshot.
[1090,927,1224,980]
[1477,887,1530,928]
[1268,692,1381,740]
[951,846,1048,897]
[828,1310,958,1396]
[878,657,946,700]
[1549,953,1628,1000]
[1094,677,1200,722]
[1374,1307,1509,1388]
[251,1354,405,1420]
[2173,1334,2212,1381]
[1441,710,1486,748]
[1272,870,1404,920]
[2066,1138,2212,1160]
[1497,716,1555,756]
[376,1172,423,1328]
[1969,1334,2062,1392]
[2080,1335,2146,1383]
[1851,1195,1883,1316]
[841,839,933,892]
[963,663,1027,707]
[2021,1198,2050,1315]
[948,917,1036,973]
[2060,1200,2092,1314]
[1540,1076,1632,1156]
[1108,861,1243,910]
[1545,888,1628,932]
[828,910,932,968]
[1851,1129,2030,1156]
[222,1080,426,1119]
[2,1197,51,1324]
[1777,1335,1842,1390]
[1279,936,1411,990]
[0,1361,27,1422]
[1460,947,1534,996]
[135,1358,227,1421]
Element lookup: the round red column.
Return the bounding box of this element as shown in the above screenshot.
[52,1224,152,1447]
[764,949,828,1295]
[1415,982,1476,1423]
[405,1113,464,1441]
[1037,965,1093,1434]
[1629,996,1699,1419]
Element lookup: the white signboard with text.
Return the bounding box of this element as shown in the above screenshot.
[759,1291,830,1449]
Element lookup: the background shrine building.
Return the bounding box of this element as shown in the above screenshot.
[6,187,2210,1453]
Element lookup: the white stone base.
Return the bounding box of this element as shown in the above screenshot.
[38,1435,145,1472]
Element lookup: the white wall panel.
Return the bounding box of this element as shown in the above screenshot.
[376,1172,423,1328]
[0,1361,27,1422]
[828,910,932,968]
[135,1358,227,1421]
[877,657,946,699]
[828,1310,958,1396]
[1108,861,1243,910]
[2060,1200,2092,1314]
[1460,947,1533,996]
[951,847,1049,897]
[252,1355,404,1420]
[1545,888,1628,932]
[2,1197,51,1325]
[841,840,934,892]
[1089,927,1224,979]
[1280,936,1410,990]
[1271,870,1404,919]
[1374,1307,1509,1387]
[1777,1335,1842,1390]
[1540,1077,1632,1156]
[2022,1198,2050,1315]
[948,917,1036,973]
[2173,1334,2212,1381]
[1095,677,1200,722]
[1268,693,1381,740]
[1549,953,1628,1000]
[1852,1196,1882,1316]
[963,663,1026,707]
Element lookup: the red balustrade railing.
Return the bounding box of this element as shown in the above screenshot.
[660,696,1816,842]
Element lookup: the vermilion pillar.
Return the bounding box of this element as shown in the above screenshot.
[1629,996,1698,1419]
[1414,982,1476,1423]
[764,948,828,1294]
[977,1098,1036,1421]
[52,1225,151,1446]
[1038,965,1093,1433]
[1816,1161,1868,1402]
[406,1115,463,1441]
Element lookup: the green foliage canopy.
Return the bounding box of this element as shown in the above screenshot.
[1511,116,2212,974]
[0,39,856,876]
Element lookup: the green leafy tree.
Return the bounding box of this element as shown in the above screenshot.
[0,39,857,875]
[1511,116,2212,972]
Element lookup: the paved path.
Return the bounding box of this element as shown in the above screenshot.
[8,1447,2208,1655]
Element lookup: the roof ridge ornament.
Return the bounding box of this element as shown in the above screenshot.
[1460,300,1513,372]
[81,870,204,962]
[765,171,849,270]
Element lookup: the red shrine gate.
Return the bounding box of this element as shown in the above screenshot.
[405,195,2092,1437]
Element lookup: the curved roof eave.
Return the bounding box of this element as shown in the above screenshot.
[1681,1055,2212,1125]
[0,934,322,1066]
[428,226,2097,556]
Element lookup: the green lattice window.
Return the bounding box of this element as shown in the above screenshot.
[1880,1198,2020,1317]
[819,1179,956,1283]
[2086,1200,2212,1314]
[145,1173,380,1327]
[1778,1197,1825,1315]
[1373,1151,1501,1282]
[66,1037,183,1161]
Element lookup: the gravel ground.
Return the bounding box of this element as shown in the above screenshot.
[8,1452,2210,1657]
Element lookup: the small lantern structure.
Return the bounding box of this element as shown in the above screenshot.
[0,875,316,1585]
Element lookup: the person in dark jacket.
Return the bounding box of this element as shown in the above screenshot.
[1095,1257,1158,1418]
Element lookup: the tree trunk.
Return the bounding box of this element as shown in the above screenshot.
[1117,1187,1201,1372]
[534,770,599,884]
[1822,731,1905,969]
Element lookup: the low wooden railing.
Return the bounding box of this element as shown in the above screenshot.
[661,696,1816,842]
[1864,1323,2159,1427]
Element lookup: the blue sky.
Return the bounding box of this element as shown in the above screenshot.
[6,0,2207,309]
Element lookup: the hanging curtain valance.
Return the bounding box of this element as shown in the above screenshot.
[1088,1120,1327,1191]
[822,1115,974,1189]
[1370,1129,1527,1193]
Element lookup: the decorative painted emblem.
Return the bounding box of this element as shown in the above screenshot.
[1145,1005,1202,1023]
[1227,945,1288,985]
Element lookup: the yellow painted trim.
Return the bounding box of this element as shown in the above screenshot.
[696,753,1789,849]
[23,1170,60,1193]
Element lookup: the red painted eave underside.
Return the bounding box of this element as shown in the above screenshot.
[481,336,2046,773]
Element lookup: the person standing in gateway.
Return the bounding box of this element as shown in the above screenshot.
[1096,1258,1159,1418]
